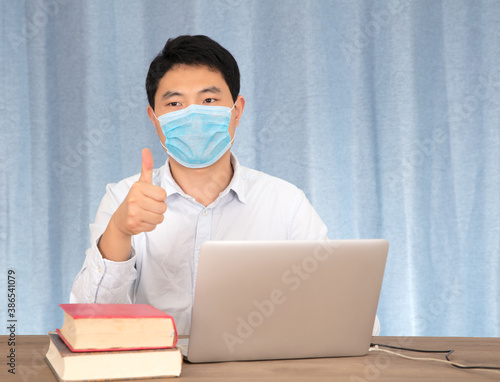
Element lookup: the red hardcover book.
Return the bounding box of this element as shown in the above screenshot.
[57,303,178,352]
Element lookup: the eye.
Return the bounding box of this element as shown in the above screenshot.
[167,101,182,107]
[203,98,217,104]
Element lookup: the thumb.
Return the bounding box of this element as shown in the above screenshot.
[139,148,154,184]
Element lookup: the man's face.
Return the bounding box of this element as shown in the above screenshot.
[147,64,244,147]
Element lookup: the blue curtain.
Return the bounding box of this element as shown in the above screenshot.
[1,0,499,336]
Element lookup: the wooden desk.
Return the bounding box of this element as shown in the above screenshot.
[3,336,499,381]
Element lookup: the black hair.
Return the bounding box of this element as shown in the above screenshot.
[145,35,240,109]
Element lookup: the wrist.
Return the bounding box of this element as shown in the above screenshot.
[109,214,132,240]
[99,216,132,262]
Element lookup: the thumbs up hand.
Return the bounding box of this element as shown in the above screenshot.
[139,147,155,184]
[111,148,167,237]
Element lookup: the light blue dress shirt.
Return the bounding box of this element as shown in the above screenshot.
[70,153,330,334]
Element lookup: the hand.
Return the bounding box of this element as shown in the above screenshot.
[111,148,167,237]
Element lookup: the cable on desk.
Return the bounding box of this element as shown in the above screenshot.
[370,343,452,354]
[369,343,500,375]
[444,350,500,371]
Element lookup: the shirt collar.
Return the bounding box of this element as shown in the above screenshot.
[226,152,247,204]
[159,152,247,204]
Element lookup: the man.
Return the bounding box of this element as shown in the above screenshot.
[70,35,330,334]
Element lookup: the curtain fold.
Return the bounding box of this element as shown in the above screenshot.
[1,0,499,336]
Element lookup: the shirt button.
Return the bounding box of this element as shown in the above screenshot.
[97,267,102,274]
[203,210,208,216]
[87,297,92,302]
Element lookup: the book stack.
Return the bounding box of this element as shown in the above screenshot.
[45,303,182,381]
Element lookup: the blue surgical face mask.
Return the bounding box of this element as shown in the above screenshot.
[154,104,235,169]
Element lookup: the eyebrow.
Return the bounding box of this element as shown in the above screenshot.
[199,86,221,94]
[161,90,183,100]
[160,86,222,101]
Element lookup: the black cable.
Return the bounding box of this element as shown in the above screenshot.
[371,343,500,372]
[445,350,500,371]
[370,343,452,353]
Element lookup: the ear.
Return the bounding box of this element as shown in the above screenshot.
[146,105,157,125]
[147,105,164,140]
[233,95,245,128]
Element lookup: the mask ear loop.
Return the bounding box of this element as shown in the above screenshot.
[228,102,237,146]
[160,140,168,152]
[152,111,169,152]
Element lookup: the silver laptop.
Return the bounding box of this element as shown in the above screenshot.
[178,239,389,363]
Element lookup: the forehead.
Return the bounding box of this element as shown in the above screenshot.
[156,64,230,95]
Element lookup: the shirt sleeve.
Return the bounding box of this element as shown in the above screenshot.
[70,183,138,304]
[288,190,328,240]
